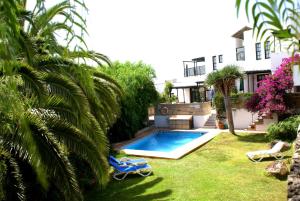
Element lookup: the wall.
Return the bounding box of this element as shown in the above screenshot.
[240,31,272,72]
[193,114,211,128]
[255,113,278,131]
[286,93,300,112]
[156,102,211,116]
[154,102,212,128]
[293,65,300,87]
[154,116,169,128]
[232,108,258,129]
[287,128,300,200]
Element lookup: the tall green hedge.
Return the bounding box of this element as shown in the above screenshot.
[101,61,159,142]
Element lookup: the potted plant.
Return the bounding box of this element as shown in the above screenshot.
[215,114,225,129]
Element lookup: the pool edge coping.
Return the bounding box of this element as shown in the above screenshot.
[115,128,221,159]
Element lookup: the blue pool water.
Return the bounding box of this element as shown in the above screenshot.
[122,131,206,153]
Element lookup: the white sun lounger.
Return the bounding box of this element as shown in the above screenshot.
[246,141,285,162]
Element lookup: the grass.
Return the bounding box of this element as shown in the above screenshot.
[85,132,292,201]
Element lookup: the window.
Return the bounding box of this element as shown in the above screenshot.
[265,41,270,59]
[190,87,200,102]
[218,55,223,63]
[255,43,261,60]
[212,56,217,70]
[236,47,245,61]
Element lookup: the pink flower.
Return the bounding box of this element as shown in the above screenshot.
[246,54,299,114]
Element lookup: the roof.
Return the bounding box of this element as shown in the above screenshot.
[244,69,271,74]
[172,82,197,89]
[192,57,205,62]
[232,26,252,39]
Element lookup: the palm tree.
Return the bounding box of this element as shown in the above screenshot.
[236,0,300,52]
[0,1,122,200]
[205,65,244,135]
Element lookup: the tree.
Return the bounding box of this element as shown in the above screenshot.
[205,65,244,135]
[101,61,158,142]
[236,0,300,52]
[0,1,121,200]
[160,81,177,103]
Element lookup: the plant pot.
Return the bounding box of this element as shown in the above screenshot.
[215,120,225,129]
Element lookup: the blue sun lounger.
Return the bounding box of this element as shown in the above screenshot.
[109,156,152,180]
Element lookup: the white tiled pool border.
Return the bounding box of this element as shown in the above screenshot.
[120,128,221,159]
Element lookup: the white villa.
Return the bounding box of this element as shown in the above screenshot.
[154,26,300,130]
[169,26,295,103]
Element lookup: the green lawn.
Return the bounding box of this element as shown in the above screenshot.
[85,132,291,201]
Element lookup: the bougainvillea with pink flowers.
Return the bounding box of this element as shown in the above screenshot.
[246,54,300,115]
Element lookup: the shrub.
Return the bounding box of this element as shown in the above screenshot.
[213,92,225,115]
[159,81,178,103]
[245,93,261,113]
[101,61,159,142]
[231,92,252,108]
[213,92,252,115]
[266,115,300,142]
[254,55,299,115]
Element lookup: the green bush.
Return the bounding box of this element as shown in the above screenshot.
[213,92,225,115]
[230,92,252,108]
[159,81,177,103]
[266,115,300,142]
[213,92,252,115]
[101,61,159,142]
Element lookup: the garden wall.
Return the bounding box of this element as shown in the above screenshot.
[232,108,258,129]
[155,102,211,116]
[154,102,212,128]
[288,128,300,200]
[286,93,300,112]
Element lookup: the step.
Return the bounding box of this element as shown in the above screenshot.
[205,124,216,126]
[254,120,263,125]
[203,126,217,128]
[261,114,273,119]
[205,120,216,123]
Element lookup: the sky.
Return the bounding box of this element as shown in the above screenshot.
[84,0,249,82]
[28,0,249,82]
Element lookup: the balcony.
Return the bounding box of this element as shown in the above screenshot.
[236,47,245,61]
[184,65,205,77]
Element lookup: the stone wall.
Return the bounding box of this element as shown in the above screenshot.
[155,102,211,116]
[287,93,300,112]
[288,127,300,200]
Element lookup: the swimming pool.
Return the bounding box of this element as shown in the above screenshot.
[121,130,220,159]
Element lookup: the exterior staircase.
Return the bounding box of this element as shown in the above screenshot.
[246,113,276,131]
[203,113,217,128]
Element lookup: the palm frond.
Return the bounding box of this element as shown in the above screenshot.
[27,113,82,201]
[45,118,109,186]
[5,157,26,201]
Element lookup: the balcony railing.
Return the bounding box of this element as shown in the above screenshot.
[184,65,205,77]
[236,47,245,61]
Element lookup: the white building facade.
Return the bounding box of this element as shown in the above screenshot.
[169,26,295,103]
